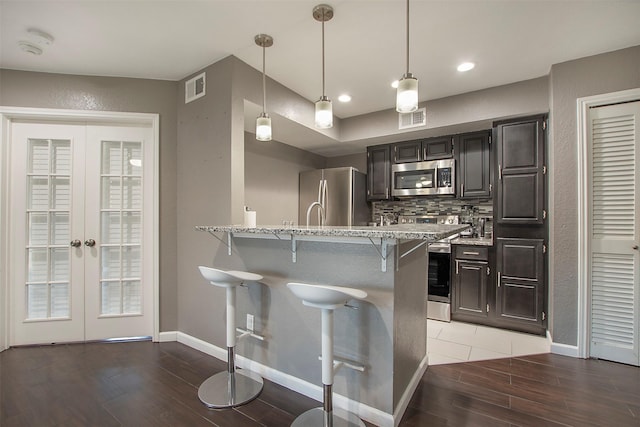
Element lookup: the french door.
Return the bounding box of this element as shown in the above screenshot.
[9,121,155,345]
[588,100,640,366]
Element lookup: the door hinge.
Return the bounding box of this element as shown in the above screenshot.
[542,311,546,321]
[487,304,490,313]
[487,266,490,276]
[543,244,547,253]
[488,135,492,145]
[543,165,547,175]
[542,120,547,130]
[542,210,547,220]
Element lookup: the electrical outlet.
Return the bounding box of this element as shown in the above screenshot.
[246,314,254,332]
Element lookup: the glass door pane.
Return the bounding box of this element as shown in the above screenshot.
[99,139,143,316]
[25,139,71,320]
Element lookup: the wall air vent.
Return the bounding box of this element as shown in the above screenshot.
[185,72,206,104]
[398,107,426,129]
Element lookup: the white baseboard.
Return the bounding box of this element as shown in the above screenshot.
[550,341,580,358]
[174,331,399,427]
[158,331,178,342]
[392,355,428,427]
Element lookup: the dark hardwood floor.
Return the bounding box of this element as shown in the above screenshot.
[1,340,638,426]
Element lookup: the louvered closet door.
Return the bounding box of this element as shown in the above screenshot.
[589,101,640,366]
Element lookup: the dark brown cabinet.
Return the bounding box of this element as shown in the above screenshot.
[452,246,489,319]
[423,136,454,160]
[458,131,491,199]
[367,145,391,200]
[495,117,546,224]
[496,238,546,331]
[393,140,422,163]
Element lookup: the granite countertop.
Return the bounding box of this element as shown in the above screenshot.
[196,224,471,241]
[451,236,493,246]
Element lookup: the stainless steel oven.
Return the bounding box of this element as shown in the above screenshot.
[399,215,459,321]
[391,159,455,197]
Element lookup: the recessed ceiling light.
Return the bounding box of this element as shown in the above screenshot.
[338,94,351,102]
[457,62,475,72]
[391,80,399,89]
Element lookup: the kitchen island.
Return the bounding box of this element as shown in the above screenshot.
[195,224,467,427]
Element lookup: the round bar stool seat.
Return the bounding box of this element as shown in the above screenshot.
[198,266,264,409]
[287,282,367,427]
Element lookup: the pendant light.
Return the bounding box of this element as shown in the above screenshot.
[255,34,273,141]
[396,0,419,113]
[313,4,334,129]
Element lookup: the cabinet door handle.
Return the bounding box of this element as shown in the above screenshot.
[461,183,464,195]
[455,260,459,275]
[463,251,479,256]
[497,271,501,288]
[498,163,502,180]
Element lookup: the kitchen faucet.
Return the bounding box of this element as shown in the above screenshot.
[306,201,325,226]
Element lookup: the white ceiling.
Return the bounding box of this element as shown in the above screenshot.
[2,1,640,133]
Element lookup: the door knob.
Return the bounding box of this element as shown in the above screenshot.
[70,239,82,247]
[633,245,639,250]
[84,239,96,247]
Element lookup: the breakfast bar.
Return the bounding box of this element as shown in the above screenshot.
[196,224,467,427]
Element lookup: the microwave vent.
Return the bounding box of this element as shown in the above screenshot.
[398,107,426,129]
[185,72,206,104]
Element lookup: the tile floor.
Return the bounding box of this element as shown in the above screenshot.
[427,319,551,365]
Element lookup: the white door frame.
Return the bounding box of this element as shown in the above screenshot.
[0,106,160,349]
[577,88,640,359]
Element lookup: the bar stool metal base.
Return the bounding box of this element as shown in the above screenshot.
[198,369,263,409]
[291,407,366,427]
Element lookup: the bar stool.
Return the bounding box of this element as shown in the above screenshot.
[287,282,368,427]
[198,266,264,409]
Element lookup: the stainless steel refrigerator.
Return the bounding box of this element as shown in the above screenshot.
[298,167,371,226]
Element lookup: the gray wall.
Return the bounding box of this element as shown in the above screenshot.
[326,152,367,172]
[244,131,326,225]
[549,45,640,346]
[0,69,179,331]
[341,77,549,146]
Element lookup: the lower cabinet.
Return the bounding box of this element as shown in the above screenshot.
[496,238,546,333]
[452,246,489,319]
[451,240,547,336]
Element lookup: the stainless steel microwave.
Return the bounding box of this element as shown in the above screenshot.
[391,159,455,197]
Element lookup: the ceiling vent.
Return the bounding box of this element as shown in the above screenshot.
[398,107,426,129]
[185,72,206,104]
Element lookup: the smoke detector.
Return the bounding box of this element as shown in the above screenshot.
[18,41,43,55]
[18,28,54,55]
[27,28,54,45]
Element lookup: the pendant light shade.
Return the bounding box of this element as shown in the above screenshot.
[256,113,272,141]
[313,4,333,129]
[396,0,419,113]
[255,34,273,141]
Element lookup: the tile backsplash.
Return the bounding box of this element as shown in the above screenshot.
[372,197,493,221]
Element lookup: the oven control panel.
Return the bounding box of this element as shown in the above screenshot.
[398,215,459,225]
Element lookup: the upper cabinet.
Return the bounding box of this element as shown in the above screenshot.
[367,145,391,201]
[457,130,491,199]
[495,116,547,224]
[423,136,454,160]
[392,136,454,164]
[393,140,422,163]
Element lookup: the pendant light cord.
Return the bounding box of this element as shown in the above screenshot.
[405,0,410,74]
[262,44,267,113]
[321,9,326,97]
